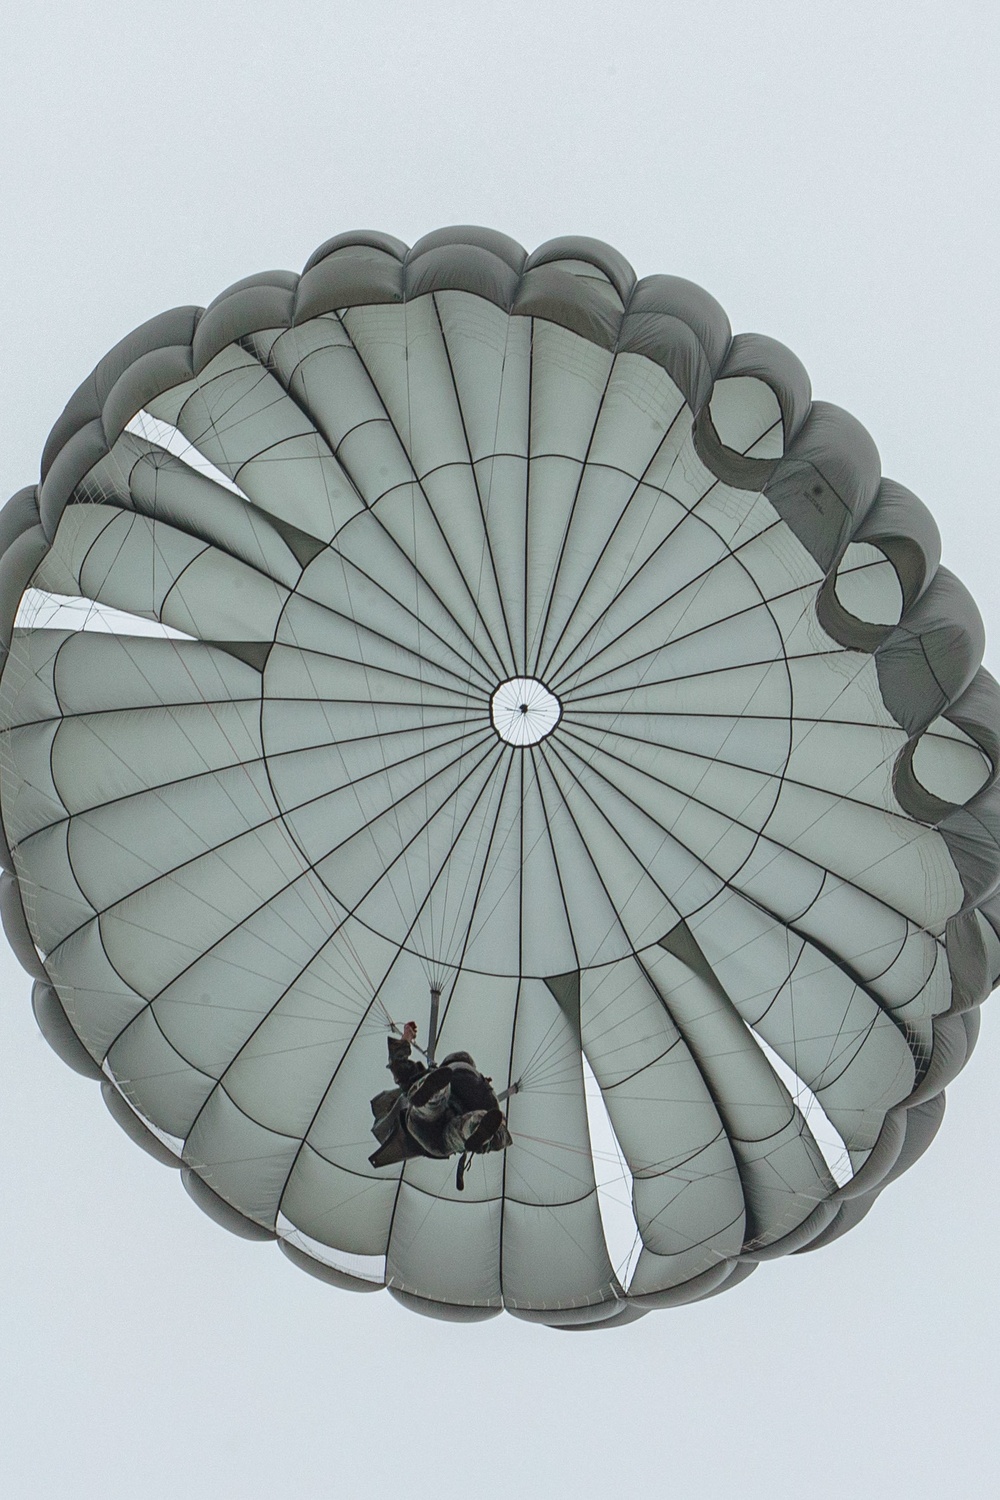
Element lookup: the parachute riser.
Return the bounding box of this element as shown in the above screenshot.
[426,985,442,1068]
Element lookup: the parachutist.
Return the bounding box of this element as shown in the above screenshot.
[369,1023,511,1189]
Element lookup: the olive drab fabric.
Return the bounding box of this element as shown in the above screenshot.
[0,227,997,1327]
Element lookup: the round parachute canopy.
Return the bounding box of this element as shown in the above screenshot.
[2,226,999,1328]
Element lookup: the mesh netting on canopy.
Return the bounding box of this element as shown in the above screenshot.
[1,227,998,1328]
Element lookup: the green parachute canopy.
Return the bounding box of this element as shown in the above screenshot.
[1,227,998,1327]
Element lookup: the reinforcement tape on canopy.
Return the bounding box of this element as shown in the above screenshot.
[1,227,997,1326]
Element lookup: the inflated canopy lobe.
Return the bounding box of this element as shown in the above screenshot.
[1,226,998,1328]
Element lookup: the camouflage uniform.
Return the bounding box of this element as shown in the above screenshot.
[369,1038,511,1170]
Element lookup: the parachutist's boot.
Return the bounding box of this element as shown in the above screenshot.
[463,1107,504,1153]
[409,1066,453,1107]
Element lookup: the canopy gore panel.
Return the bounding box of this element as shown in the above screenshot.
[1,227,997,1328]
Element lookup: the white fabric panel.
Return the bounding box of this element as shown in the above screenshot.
[1,626,63,726]
[912,719,992,803]
[835,542,903,625]
[281,1144,397,1255]
[782,718,905,812]
[471,454,532,656]
[709,377,783,456]
[82,514,207,622]
[165,347,307,467]
[335,423,417,510]
[232,434,364,544]
[409,748,521,977]
[346,298,474,480]
[729,833,827,924]
[11,820,91,952]
[641,946,834,1246]
[266,727,494,842]
[107,432,304,588]
[402,1143,505,1208]
[727,510,824,597]
[184,1085,300,1228]
[0,720,63,845]
[529,321,614,461]
[160,548,288,642]
[411,459,525,672]
[748,942,913,1150]
[536,750,683,963]
[560,593,784,708]
[52,632,261,714]
[787,647,898,726]
[521,451,587,601]
[30,506,121,598]
[692,892,918,1149]
[691,487,784,552]
[641,422,714,506]
[500,1197,619,1311]
[97,818,310,998]
[588,354,687,480]
[762,779,964,928]
[580,959,746,1261]
[386,1183,502,1307]
[575,656,793,723]
[66,760,278,912]
[323,746,513,974]
[577,707,792,780]
[33,506,207,624]
[528,463,667,681]
[265,716,487,820]
[296,542,493,688]
[628,1243,736,1297]
[150,876,364,1084]
[265,317,361,430]
[279,587,479,700]
[158,351,363,542]
[435,292,532,463]
[544,735,743,933]
[44,920,146,1058]
[500,978,617,1307]
[222,980,385,1139]
[792,879,946,1015]
[265,640,478,727]
[766,589,845,661]
[553,522,750,695]
[517,756,579,977]
[279,342,403,474]
[108,1004,217,1138]
[357,474,511,679]
[52,702,261,814]
[539,485,688,688]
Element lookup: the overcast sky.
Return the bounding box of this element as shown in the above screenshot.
[1,4,998,1496]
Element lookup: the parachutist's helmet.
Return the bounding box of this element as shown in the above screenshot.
[441,1052,477,1069]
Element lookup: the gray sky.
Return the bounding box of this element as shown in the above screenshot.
[1,3,998,1496]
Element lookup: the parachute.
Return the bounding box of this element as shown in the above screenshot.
[1,226,998,1328]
